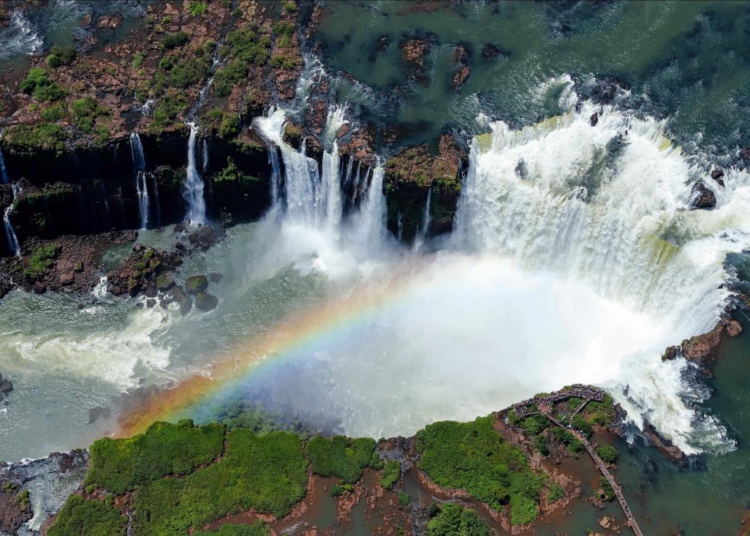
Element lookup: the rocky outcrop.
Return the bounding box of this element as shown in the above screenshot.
[691,181,717,210]
[451,45,471,92]
[385,134,466,242]
[399,35,436,84]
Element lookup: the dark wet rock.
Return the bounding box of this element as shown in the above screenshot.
[740,147,750,162]
[179,295,193,316]
[711,167,725,187]
[88,406,111,424]
[661,345,680,361]
[590,112,599,126]
[33,281,47,294]
[482,43,505,58]
[641,422,687,465]
[0,376,13,395]
[195,292,219,312]
[146,298,156,308]
[185,275,209,294]
[283,122,303,149]
[208,272,224,284]
[144,284,158,298]
[59,272,75,286]
[452,65,471,91]
[681,324,723,361]
[156,272,175,291]
[399,35,436,84]
[175,241,186,253]
[588,77,628,105]
[690,181,716,210]
[173,222,186,234]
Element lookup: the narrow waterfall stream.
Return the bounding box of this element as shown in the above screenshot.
[129,132,149,230]
[184,123,207,225]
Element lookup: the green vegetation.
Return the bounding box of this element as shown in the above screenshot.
[188,1,209,16]
[597,478,615,501]
[46,45,77,68]
[47,495,127,536]
[571,414,593,438]
[196,522,271,536]
[270,54,300,69]
[380,460,401,490]
[416,416,544,526]
[132,53,145,69]
[84,420,225,494]
[222,28,271,65]
[520,414,548,436]
[534,435,549,456]
[71,97,109,134]
[170,57,210,89]
[283,1,298,13]
[24,244,60,281]
[273,21,295,48]
[213,158,259,184]
[214,60,248,97]
[150,90,187,129]
[306,436,378,484]
[330,483,353,497]
[40,103,66,122]
[163,31,189,49]
[596,445,618,464]
[426,504,491,536]
[550,427,583,454]
[133,430,307,533]
[20,68,66,102]
[398,491,411,506]
[548,482,565,502]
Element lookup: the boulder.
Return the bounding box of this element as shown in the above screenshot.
[711,167,725,187]
[179,295,193,316]
[0,379,13,394]
[481,43,504,58]
[156,272,175,291]
[185,275,208,294]
[690,181,716,210]
[146,299,156,309]
[33,281,46,294]
[59,272,75,286]
[195,292,219,312]
[208,272,224,283]
[727,319,743,337]
[590,112,599,127]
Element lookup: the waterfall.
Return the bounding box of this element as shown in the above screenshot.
[254,107,387,246]
[92,276,108,299]
[129,133,149,229]
[184,123,207,226]
[451,97,750,453]
[413,186,432,250]
[202,139,209,173]
[4,185,20,257]
[0,147,9,184]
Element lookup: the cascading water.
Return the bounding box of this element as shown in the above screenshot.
[0,147,9,184]
[202,139,209,173]
[184,123,207,226]
[413,186,432,251]
[129,133,149,229]
[4,184,21,257]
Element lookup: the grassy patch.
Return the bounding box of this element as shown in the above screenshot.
[188,1,209,17]
[20,68,66,102]
[47,495,127,536]
[306,436,379,484]
[195,521,271,536]
[46,45,76,68]
[380,460,401,490]
[417,416,544,525]
[426,503,490,536]
[84,420,225,494]
[24,244,60,281]
[134,430,307,534]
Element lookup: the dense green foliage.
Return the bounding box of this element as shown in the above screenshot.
[214,60,248,97]
[170,57,210,89]
[330,483,353,497]
[84,420,225,494]
[70,96,109,133]
[550,427,584,454]
[520,414,548,436]
[596,445,618,464]
[195,521,270,536]
[426,504,491,536]
[571,414,593,438]
[46,45,77,68]
[188,1,208,17]
[222,28,270,65]
[47,495,127,536]
[163,31,189,49]
[306,436,378,484]
[380,460,401,490]
[416,416,544,525]
[134,430,307,534]
[3,123,67,155]
[20,68,66,102]
[24,244,60,280]
[214,158,259,184]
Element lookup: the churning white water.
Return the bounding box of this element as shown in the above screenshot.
[0,11,43,62]
[129,133,149,229]
[184,123,207,225]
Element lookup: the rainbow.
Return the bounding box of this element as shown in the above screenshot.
[117,265,420,437]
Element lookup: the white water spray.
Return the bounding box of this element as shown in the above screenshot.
[129,133,149,229]
[414,186,432,251]
[184,123,207,226]
[4,185,20,257]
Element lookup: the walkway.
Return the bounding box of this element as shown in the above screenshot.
[538,405,645,536]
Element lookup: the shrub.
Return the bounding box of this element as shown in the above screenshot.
[132,53,145,69]
[158,57,173,71]
[520,414,548,436]
[170,57,210,88]
[188,1,209,16]
[306,436,377,484]
[214,157,258,184]
[596,445,618,464]
[134,430,308,533]
[84,420,225,494]
[195,521,271,536]
[47,495,127,536]
[330,484,353,497]
[21,68,66,102]
[397,491,411,506]
[46,45,76,68]
[4,123,67,155]
[426,504,490,536]
[222,28,270,65]
[283,1,297,13]
[163,31,189,49]
[40,103,66,122]
[269,54,300,69]
[214,60,248,97]
[219,113,239,138]
[24,244,60,281]
[416,416,544,525]
[380,460,401,490]
[534,435,549,456]
[548,482,565,502]
[571,414,593,438]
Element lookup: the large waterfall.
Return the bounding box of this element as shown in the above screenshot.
[129,133,149,229]
[184,123,207,226]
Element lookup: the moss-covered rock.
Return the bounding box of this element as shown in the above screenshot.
[185,275,208,294]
